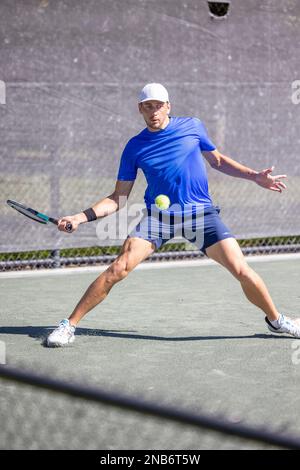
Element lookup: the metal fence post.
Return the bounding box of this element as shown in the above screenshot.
[51,249,61,268]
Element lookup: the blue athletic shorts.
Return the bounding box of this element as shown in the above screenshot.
[128,205,234,255]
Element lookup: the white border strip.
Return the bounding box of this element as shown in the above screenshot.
[1,253,300,279]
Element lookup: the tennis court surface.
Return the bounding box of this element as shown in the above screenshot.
[1,255,300,450]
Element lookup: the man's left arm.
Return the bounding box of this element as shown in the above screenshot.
[202,149,287,193]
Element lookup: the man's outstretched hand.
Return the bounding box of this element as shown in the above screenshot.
[255,166,287,193]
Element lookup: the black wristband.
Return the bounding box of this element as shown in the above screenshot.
[83,207,97,222]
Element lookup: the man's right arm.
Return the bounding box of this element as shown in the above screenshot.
[79,180,135,221]
[58,180,135,232]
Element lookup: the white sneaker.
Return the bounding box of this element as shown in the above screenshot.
[47,319,76,347]
[265,314,300,338]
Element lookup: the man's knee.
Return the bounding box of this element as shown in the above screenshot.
[106,256,133,284]
[105,238,154,285]
[231,263,254,283]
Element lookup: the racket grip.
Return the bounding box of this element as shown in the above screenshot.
[65,222,73,232]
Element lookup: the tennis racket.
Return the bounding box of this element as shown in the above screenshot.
[7,199,73,232]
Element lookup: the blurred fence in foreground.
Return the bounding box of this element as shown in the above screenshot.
[1,365,300,450]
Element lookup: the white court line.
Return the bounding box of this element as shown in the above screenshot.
[1,253,300,279]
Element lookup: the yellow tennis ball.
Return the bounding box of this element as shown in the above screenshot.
[155,194,170,210]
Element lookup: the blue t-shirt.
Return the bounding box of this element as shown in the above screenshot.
[117,117,216,212]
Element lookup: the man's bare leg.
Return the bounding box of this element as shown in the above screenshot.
[206,238,279,321]
[69,237,155,326]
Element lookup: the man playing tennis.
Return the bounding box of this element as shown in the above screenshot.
[47,83,300,346]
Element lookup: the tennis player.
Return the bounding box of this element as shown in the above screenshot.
[47,83,300,346]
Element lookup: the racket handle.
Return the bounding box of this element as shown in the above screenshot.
[52,218,72,232]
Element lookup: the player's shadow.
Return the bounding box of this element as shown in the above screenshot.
[0,325,292,347]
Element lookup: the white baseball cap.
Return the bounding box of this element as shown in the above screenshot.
[138,83,169,103]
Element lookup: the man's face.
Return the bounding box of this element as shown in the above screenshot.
[138,100,171,131]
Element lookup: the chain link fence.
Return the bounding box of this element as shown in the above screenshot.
[1,0,299,270]
[1,365,300,450]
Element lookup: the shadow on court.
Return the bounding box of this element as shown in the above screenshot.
[0,325,293,343]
